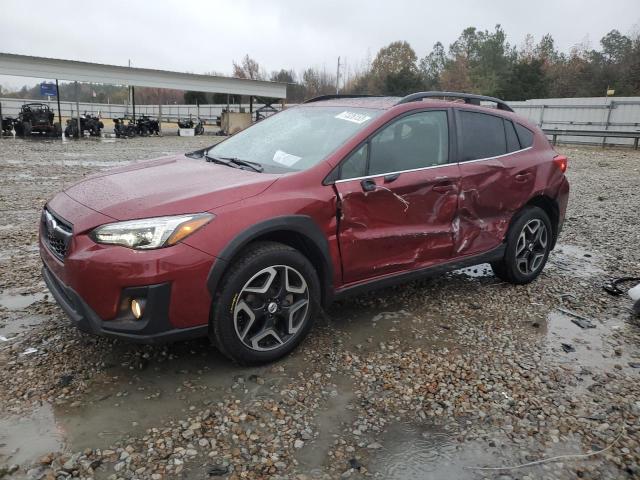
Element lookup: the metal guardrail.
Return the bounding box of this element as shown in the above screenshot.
[543,128,640,149]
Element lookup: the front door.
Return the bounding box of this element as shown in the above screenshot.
[333,110,460,284]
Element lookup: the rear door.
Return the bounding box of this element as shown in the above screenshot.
[333,109,460,284]
[455,109,538,256]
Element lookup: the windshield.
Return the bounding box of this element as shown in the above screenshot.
[208,106,382,173]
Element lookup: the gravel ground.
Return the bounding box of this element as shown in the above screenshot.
[0,137,639,480]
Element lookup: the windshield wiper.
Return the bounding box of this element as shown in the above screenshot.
[205,154,263,173]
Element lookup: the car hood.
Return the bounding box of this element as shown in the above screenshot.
[64,155,279,220]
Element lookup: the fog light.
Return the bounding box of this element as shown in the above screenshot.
[131,299,146,319]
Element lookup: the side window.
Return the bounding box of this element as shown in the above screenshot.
[504,120,521,152]
[369,111,449,175]
[515,123,534,148]
[459,110,507,161]
[339,143,368,180]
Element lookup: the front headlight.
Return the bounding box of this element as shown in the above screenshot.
[91,213,214,250]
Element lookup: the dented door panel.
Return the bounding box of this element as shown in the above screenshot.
[335,164,460,284]
[455,147,554,256]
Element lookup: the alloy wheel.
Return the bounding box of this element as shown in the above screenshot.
[515,219,548,276]
[233,265,310,352]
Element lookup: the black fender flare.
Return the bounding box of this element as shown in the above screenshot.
[206,215,335,307]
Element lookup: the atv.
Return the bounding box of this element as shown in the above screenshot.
[177,117,205,135]
[113,117,138,138]
[1,117,17,135]
[13,103,62,137]
[136,115,160,136]
[64,113,104,138]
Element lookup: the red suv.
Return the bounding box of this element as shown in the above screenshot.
[40,92,569,364]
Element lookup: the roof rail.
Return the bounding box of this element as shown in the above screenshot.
[303,94,384,103]
[396,91,514,112]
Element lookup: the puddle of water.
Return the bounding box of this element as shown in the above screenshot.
[325,303,456,353]
[368,420,587,479]
[53,339,307,451]
[368,420,487,479]
[0,314,48,340]
[452,263,493,279]
[295,373,356,473]
[543,310,637,373]
[548,244,604,278]
[0,404,65,466]
[0,291,51,311]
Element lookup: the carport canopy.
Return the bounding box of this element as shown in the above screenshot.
[0,53,287,98]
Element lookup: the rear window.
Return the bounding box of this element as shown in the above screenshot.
[515,123,534,148]
[459,110,506,161]
[504,120,521,152]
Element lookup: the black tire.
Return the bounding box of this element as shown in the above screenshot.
[491,206,553,285]
[22,121,32,137]
[64,124,76,138]
[51,123,62,137]
[211,241,320,365]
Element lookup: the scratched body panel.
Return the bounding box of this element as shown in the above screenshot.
[334,164,460,283]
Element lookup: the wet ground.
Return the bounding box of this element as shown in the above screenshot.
[0,137,639,479]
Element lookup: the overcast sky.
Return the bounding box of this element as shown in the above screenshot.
[1,0,639,89]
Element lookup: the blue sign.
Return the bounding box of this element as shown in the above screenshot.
[40,82,58,97]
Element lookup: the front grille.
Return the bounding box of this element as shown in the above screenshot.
[41,208,73,261]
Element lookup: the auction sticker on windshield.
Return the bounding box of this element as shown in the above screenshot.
[335,111,372,124]
[273,150,302,167]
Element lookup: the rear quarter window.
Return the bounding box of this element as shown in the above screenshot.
[459,110,507,161]
[504,120,521,152]
[514,123,534,148]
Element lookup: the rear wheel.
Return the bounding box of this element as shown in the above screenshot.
[491,206,552,285]
[51,123,62,137]
[211,242,320,365]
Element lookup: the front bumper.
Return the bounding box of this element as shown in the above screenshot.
[43,264,207,343]
[39,195,217,342]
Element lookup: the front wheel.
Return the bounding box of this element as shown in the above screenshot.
[211,242,320,365]
[491,206,552,285]
[22,121,32,136]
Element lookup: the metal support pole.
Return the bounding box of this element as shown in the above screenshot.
[55,79,62,136]
[131,86,136,122]
[602,101,613,148]
[75,81,81,138]
[158,103,162,134]
[538,105,546,127]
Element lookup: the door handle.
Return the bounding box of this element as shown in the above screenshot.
[432,181,455,193]
[384,173,400,183]
[360,178,377,192]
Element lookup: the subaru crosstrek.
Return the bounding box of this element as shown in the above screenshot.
[40,92,569,364]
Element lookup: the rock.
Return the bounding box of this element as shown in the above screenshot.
[207,464,229,476]
[58,374,74,387]
[294,439,305,449]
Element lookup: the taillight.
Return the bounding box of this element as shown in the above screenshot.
[553,154,568,173]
